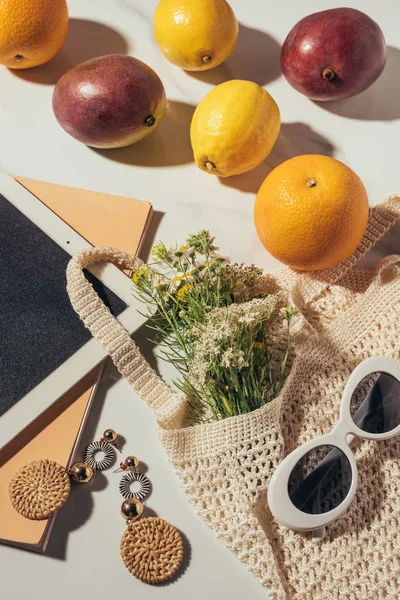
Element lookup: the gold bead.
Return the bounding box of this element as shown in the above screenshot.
[125,456,139,470]
[70,462,94,483]
[103,429,117,443]
[121,497,143,521]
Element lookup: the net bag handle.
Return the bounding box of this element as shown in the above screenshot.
[66,247,184,426]
[276,195,400,304]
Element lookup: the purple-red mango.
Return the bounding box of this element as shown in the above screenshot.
[53,54,166,148]
[281,8,386,101]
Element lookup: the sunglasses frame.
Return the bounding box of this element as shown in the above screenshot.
[267,356,400,535]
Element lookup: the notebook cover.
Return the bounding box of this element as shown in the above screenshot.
[0,177,152,551]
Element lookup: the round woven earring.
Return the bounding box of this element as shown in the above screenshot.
[118,456,184,584]
[9,428,120,521]
[9,458,94,520]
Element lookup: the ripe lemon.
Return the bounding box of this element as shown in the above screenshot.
[154,0,238,71]
[190,80,280,177]
[0,0,68,69]
[254,155,369,271]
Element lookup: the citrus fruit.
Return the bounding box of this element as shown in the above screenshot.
[154,0,238,71]
[190,80,280,177]
[0,0,69,69]
[254,155,369,271]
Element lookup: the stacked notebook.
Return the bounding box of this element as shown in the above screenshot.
[0,177,152,552]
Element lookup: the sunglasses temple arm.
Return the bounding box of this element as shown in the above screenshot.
[310,490,327,542]
[312,527,326,542]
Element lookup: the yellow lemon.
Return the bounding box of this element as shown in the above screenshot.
[154,0,238,71]
[0,0,68,69]
[190,80,281,177]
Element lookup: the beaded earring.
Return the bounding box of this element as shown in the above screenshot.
[114,455,151,501]
[9,429,121,520]
[117,455,184,584]
[84,428,122,470]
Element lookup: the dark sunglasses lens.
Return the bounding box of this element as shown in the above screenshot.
[350,372,400,434]
[288,445,352,515]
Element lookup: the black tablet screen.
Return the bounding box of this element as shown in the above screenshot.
[0,194,127,417]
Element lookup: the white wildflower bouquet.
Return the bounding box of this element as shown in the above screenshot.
[131,231,296,422]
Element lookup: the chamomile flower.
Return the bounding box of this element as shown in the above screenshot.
[197,266,210,281]
[152,274,168,297]
[191,260,206,279]
[174,245,195,259]
[213,255,231,267]
[170,270,193,292]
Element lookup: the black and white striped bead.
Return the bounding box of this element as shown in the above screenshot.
[84,441,114,471]
[119,472,151,501]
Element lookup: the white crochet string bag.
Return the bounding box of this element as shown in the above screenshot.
[67,197,400,600]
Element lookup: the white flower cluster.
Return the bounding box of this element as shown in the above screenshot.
[189,296,276,386]
[220,348,248,369]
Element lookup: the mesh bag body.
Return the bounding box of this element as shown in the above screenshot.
[67,197,400,600]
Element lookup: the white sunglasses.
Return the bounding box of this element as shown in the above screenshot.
[267,356,400,541]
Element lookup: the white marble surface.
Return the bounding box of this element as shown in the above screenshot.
[1,1,400,599]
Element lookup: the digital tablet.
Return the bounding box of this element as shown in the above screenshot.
[0,173,146,449]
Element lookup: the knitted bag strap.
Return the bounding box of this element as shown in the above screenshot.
[274,195,400,305]
[66,247,184,426]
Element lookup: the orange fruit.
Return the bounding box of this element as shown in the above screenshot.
[0,0,69,69]
[254,154,369,271]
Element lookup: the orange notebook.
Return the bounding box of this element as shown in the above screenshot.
[0,177,152,552]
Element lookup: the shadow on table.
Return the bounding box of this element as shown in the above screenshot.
[129,320,163,379]
[315,46,400,121]
[219,121,335,194]
[138,210,164,262]
[11,18,128,85]
[92,100,195,167]
[46,360,118,560]
[128,208,166,378]
[186,24,281,87]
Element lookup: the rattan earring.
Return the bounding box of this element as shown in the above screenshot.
[118,456,184,584]
[9,428,120,521]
